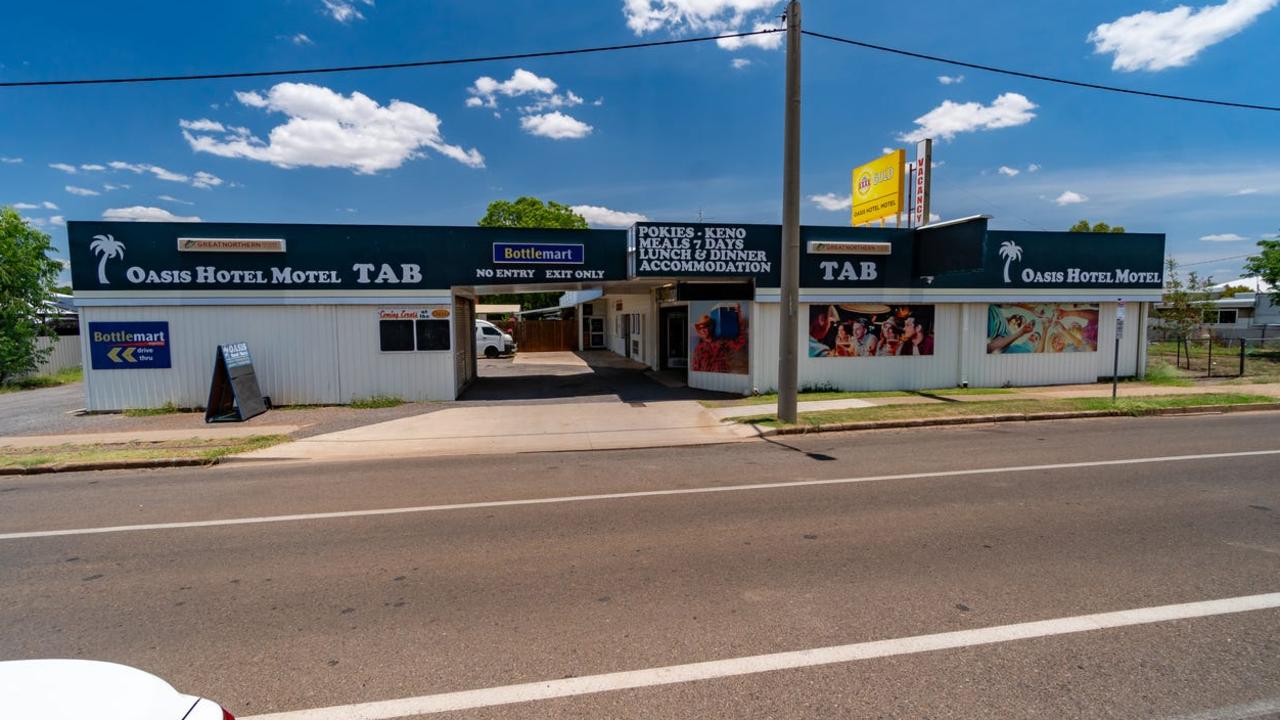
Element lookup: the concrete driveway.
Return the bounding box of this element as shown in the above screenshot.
[461,351,726,404]
[242,351,757,462]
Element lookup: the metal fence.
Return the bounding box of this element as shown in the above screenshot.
[1148,333,1280,379]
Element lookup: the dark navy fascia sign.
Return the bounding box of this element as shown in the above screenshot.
[89,322,172,370]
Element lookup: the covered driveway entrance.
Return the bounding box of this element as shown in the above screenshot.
[460,350,726,404]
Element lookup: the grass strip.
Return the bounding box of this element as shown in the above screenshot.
[700,387,1015,408]
[735,393,1274,428]
[0,434,291,470]
[0,366,83,393]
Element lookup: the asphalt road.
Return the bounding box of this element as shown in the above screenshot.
[2,412,1279,719]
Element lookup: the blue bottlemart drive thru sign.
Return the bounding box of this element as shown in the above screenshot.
[89,322,171,369]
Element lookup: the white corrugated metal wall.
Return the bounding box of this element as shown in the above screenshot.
[751,301,1144,394]
[335,305,457,403]
[82,305,341,410]
[32,336,81,375]
[81,304,459,410]
[961,302,1138,388]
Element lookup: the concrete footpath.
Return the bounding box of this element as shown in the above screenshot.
[710,381,1280,420]
[239,400,759,462]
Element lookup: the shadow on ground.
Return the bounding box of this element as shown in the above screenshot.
[461,351,736,405]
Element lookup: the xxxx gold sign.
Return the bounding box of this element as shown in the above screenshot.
[851,150,905,226]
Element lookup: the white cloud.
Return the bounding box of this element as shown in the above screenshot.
[102,183,126,191]
[1027,163,1041,173]
[0,156,22,164]
[103,206,202,222]
[881,147,894,155]
[65,185,100,196]
[1232,187,1259,195]
[42,201,58,209]
[11,202,38,209]
[147,165,189,183]
[180,118,226,133]
[998,165,1021,177]
[80,163,106,171]
[1054,190,1088,205]
[1088,0,1278,72]
[322,0,372,23]
[808,192,852,211]
[157,195,194,205]
[50,215,65,227]
[25,216,46,227]
[520,112,593,140]
[291,33,314,45]
[626,1,783,52]
[898,93,1036,142]
[469,69,557,108]
[937,74,964,84]
[715,21,784,50]
[731,58,752,69]
[1200,232,1248,241]
[108,161,146,173]
[570,204,649,227]
[522,91,585,114]
[49,162,78,174]
[183,82,484,173]
[192,171,223,189]
[466,69,589,114]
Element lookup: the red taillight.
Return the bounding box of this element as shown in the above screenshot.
[222,710,236,720]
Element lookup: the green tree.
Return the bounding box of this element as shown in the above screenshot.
[1243,234,1280,303]
[478,197,588,230]
[0,207,62,383]
[1068,220,1126,233]
[477,197,588,311]
[1216,284,1251,298]
[1157,257,1212,356]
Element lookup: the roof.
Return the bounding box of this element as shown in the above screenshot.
[1210,276,1273,293]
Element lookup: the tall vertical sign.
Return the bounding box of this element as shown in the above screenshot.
[913,138,933,227]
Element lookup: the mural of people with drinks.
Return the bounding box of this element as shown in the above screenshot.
[986,303,1099,354]
[689,301,749,374]
[808,304,935,357]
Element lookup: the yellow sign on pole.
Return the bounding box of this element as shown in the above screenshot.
[851,149,905,226]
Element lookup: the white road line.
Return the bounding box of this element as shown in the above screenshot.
[243,592,1280,720]
[1161,698,1280,720]
[2,448,1278,541]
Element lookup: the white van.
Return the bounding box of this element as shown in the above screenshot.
[476,320,516,358]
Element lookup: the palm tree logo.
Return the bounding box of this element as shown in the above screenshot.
[998,240,1023,283]
[90,234,126,285]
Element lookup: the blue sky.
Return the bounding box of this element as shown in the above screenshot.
[3,0,1278,283]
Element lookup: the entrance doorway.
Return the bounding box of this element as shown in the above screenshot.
[659,306,688,373]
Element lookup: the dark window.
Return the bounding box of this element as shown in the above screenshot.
[416,319,451,351]
[1219,309,1238,324]
[379,320,415,352]
[481,326,501,336]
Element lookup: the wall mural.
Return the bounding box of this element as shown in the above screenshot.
[808,304,935,357]
[689,301,749,374]
[986,303,1099,354]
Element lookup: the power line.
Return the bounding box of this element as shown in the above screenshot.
[1180,254,1252,267]
[803,30,1280,113]
[0,29,783,88]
